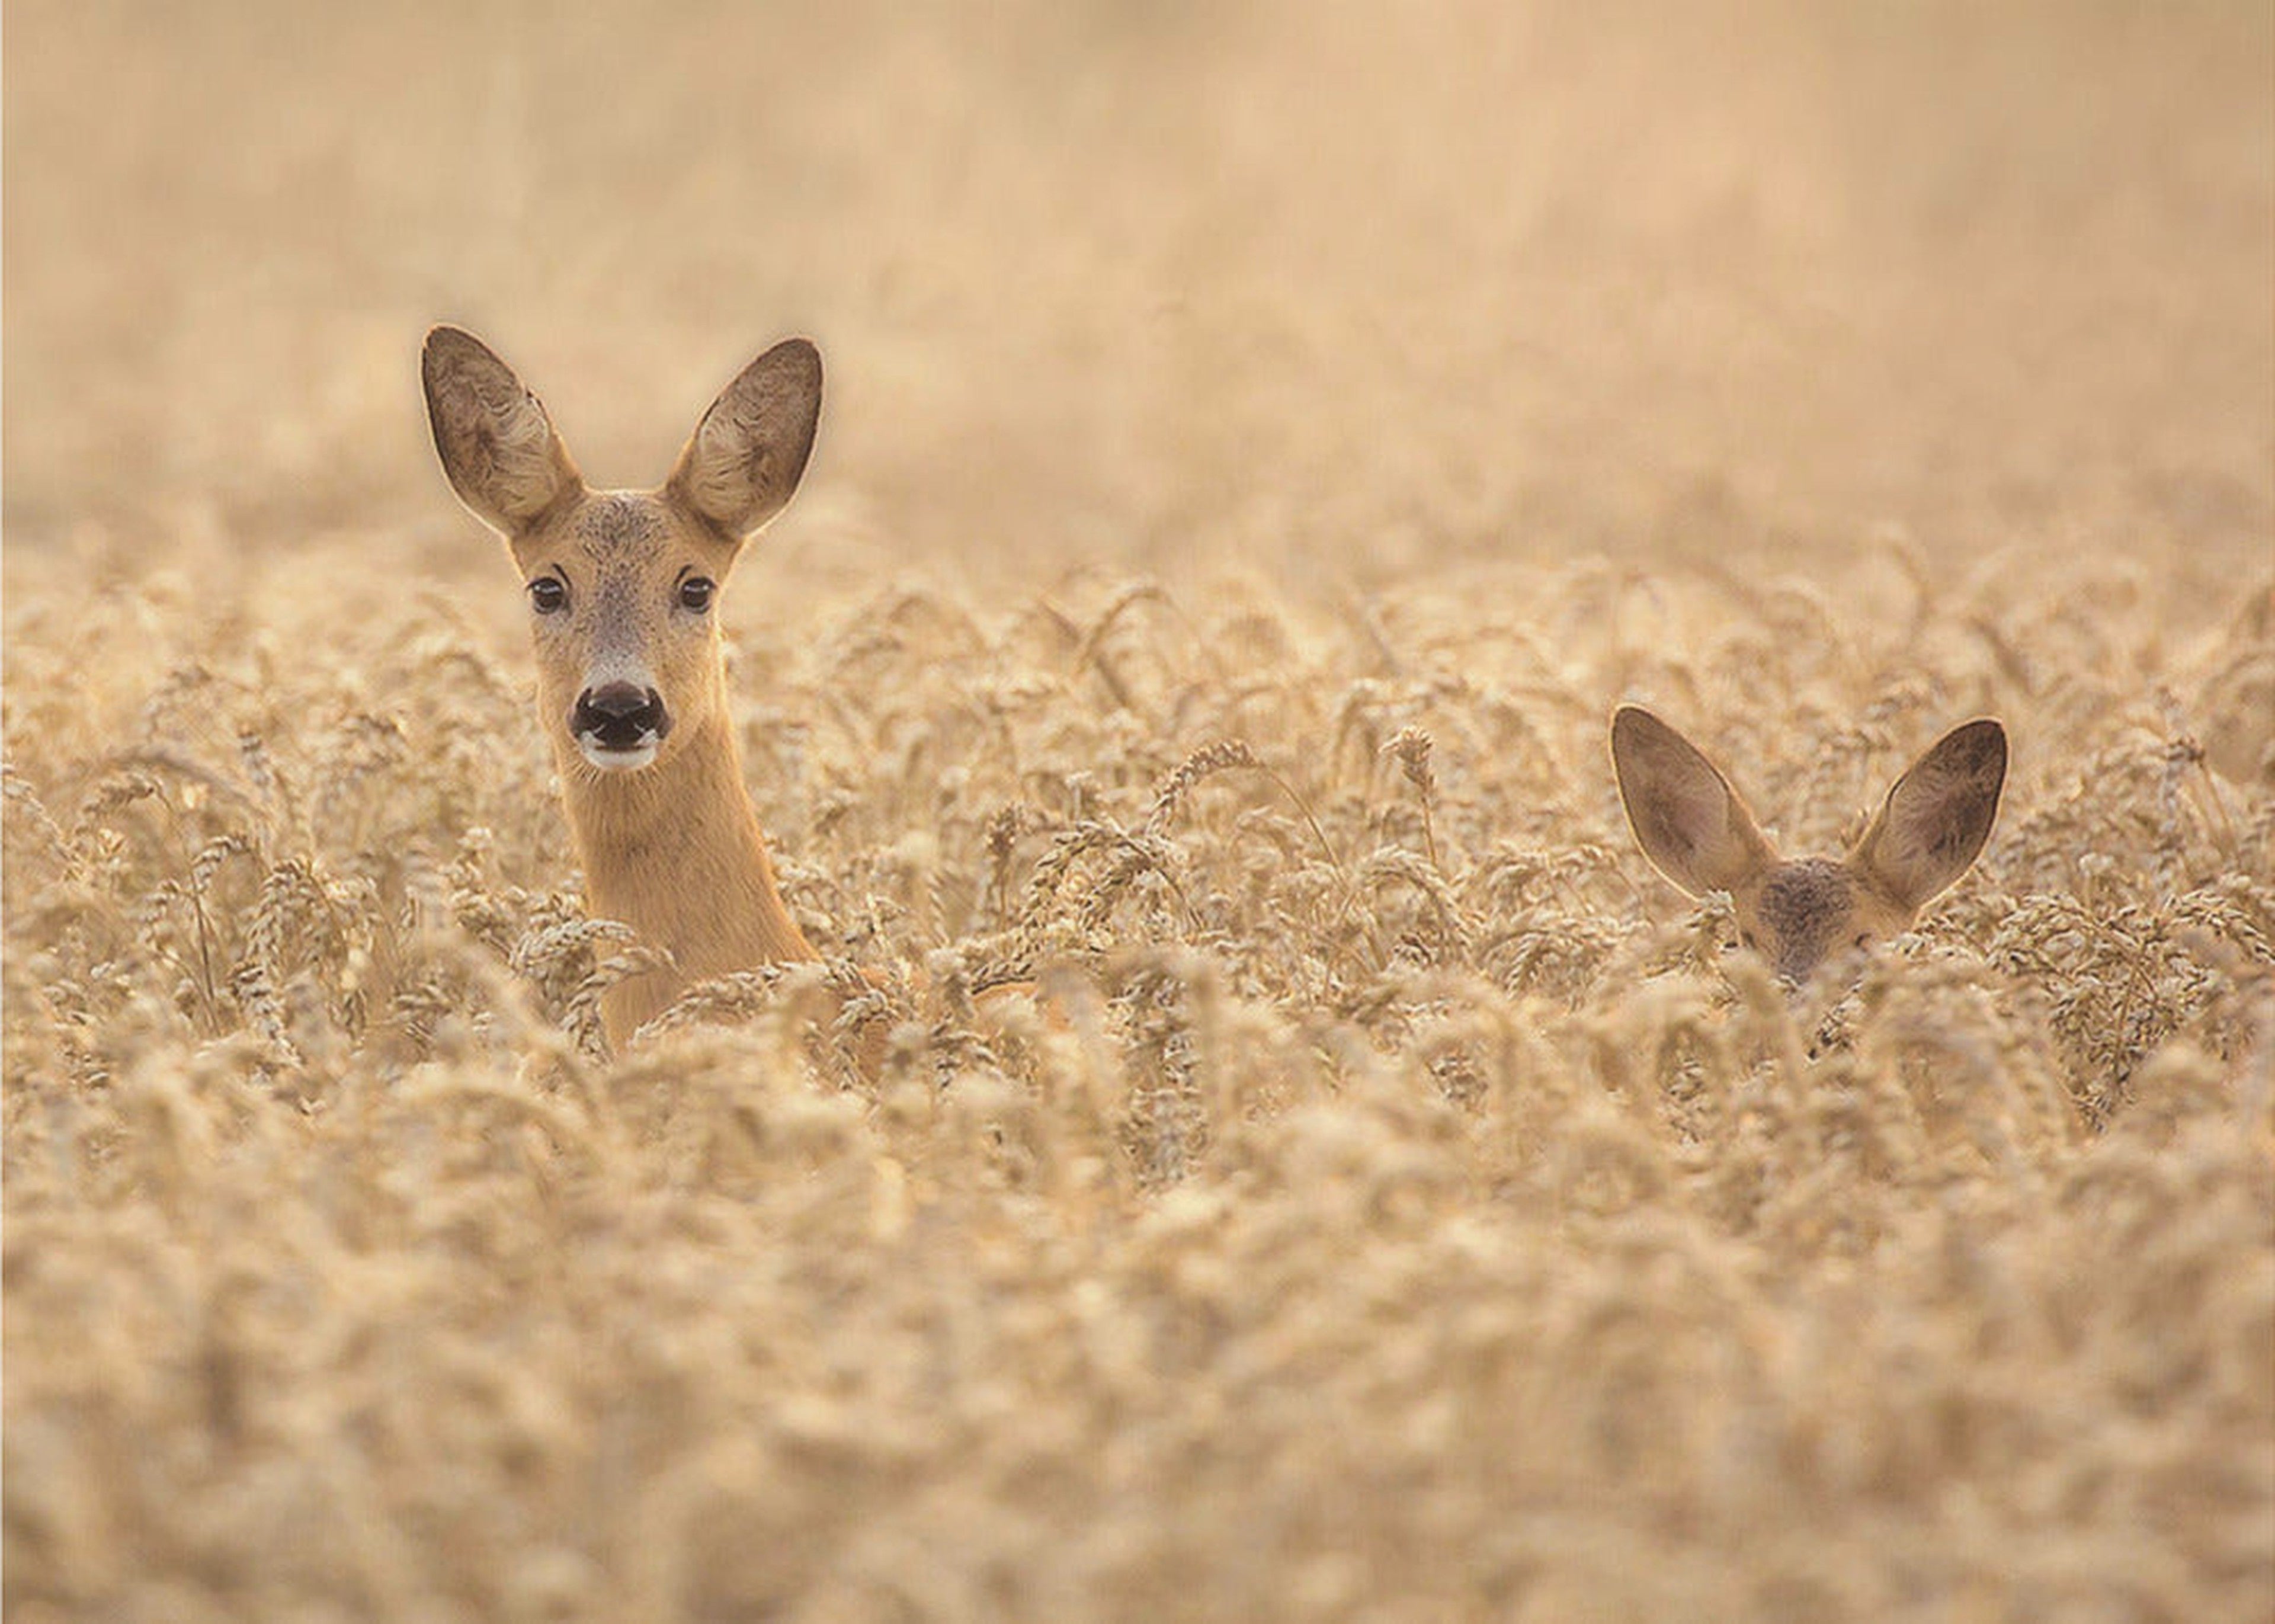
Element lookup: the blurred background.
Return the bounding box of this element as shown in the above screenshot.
[7,0,2270,615]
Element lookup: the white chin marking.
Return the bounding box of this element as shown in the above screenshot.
[578,736,659,772]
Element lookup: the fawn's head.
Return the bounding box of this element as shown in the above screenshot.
[1611,706,2006,988]
[421,326,822,775]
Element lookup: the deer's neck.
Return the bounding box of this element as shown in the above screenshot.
[559,708,817,1040]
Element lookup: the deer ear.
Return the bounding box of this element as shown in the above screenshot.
[422,327,582,533]
[1852,719,2007,911]
[665,338,822,543]
[1611,706,1777,896]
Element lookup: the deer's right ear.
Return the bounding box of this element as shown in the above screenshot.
[1851,719,2007,911]
[665,338,823,544]
[421,326,582,533]
[1611,706,1777,896]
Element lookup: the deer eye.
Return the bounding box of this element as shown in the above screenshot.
[678,576,716,613]
[528,576,567,614]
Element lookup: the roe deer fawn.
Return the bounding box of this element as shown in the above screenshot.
[1611,706,2007,987]
[422,325,829,1046]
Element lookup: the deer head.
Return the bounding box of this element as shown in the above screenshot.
[1611,706,2007,986]
[421,326,822,777]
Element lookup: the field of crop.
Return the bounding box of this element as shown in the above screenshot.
[6,3,2273,1620]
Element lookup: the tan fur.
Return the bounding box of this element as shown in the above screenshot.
[1612,706,2007,986]
[421,327,584,528]
[422,327,825,1045]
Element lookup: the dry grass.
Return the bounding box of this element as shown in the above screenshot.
[6,4,2273,1621]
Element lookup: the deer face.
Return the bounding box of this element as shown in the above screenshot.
[507,492,730,773]
[421,326,821,777]
[1611,706,2007,988]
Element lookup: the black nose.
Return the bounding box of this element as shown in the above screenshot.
[572,682,670,749]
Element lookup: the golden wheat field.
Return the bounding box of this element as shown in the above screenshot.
[6,3,2274,1620]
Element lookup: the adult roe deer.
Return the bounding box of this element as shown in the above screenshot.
[1611,706,2007,987]
[422,325,832,1046]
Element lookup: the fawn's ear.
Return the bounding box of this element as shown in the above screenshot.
[422,326,583,533]
[1851,719,2007,911]
[1611,706,1778,896]
[665,338,823,543]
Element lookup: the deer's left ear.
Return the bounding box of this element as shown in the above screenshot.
[665,338,822,543]
[1851,719,2007,910]
[422,326,585,533]
[1611,706,1778,898]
